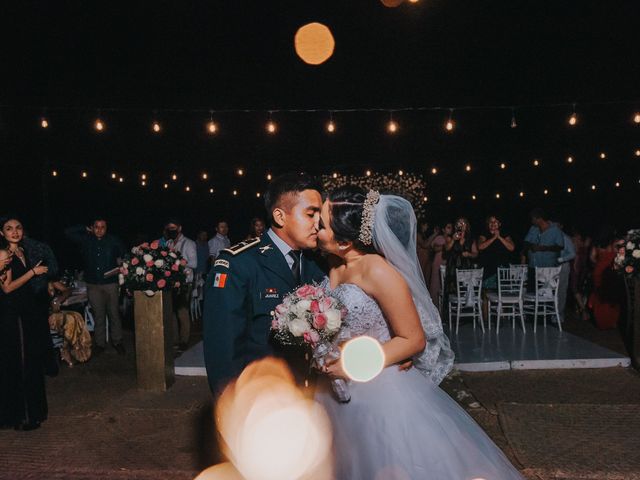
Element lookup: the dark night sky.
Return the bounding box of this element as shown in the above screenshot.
[1,0,639,267]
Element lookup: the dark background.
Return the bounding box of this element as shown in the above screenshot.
[1,0,639,269]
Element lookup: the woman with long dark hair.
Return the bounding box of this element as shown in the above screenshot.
[0,216,50,430]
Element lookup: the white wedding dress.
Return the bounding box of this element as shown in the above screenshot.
[314,279,524,480]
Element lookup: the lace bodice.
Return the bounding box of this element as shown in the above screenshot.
[321,278,392,344]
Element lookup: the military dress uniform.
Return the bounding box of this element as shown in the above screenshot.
[203,232,326,394]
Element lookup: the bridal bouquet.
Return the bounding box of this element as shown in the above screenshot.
[271,284,351,402]
[615,229,640,277]
[119,241,187,291]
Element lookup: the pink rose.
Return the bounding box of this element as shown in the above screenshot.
[296,284,316,298]
[120,268,129,276]
[313,313,327,329]
[271,319,278,329]
[180,259,187,266]
[160,251,168,257]
[131,257,140,266]
[156,279,166,289]
[150,240,159,250]
[303,330,320,344]
[171,264,179,272]
[164,270,171,277]
[145,273,154,282]
[626,265,635,274]
[146,260,154,267]
[140,242,150,248]
[174,281,181,288]
[310,300,320,314]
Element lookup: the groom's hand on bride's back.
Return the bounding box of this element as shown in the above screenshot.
[398,358,413,371]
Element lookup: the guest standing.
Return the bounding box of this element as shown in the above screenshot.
[444,218,478,299]
[555,222,576,322]
[208,220,230,261]
[65,217,126,355]
[429,223,452,307]
[158,219,197,351]
[417,221,437,285]
[477,215,516,290]
[0,216,50,430]
[588,226,624,330]
[245,217,266,240]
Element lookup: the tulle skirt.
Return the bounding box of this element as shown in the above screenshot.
[315,367,524,480]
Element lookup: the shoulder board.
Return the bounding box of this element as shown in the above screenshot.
[221,237,261,256]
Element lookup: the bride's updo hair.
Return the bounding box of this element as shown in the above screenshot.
[327,186,377,254]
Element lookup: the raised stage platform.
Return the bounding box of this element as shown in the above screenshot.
[175,324,630,376]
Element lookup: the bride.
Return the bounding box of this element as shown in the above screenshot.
[314,186,524,480]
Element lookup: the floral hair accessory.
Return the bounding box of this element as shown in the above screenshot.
[358,190,380,245]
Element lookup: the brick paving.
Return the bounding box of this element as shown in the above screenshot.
[1,328,639,480]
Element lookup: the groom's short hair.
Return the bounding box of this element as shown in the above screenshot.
[264,173,322,221]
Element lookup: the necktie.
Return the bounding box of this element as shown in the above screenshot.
[289,250,301,285]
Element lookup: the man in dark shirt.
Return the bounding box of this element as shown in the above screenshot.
[65,217,126,355]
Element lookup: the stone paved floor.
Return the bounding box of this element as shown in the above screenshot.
[1,322,638,480]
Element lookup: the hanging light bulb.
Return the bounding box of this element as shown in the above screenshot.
[171,173,178,181]
[51,170,58,177]
[266,173,272,181]
[500,163,506,170]
[471,194,477,200]
[422,196,428,202]
[635,149,640,157]
[232,190,238,196]
[510,108,517,128]
[634,112,640,124]
[568,104,578,126]
[118,177,124,183]
[445,109,455,132]
[495,193,501,199]
[398,169,404,176]
[431,167,438,175]
[237,168,244,176]
[266,112,277,134]
[141,173,147,180]
[185,186,191,192]
[201,172,208,180]
[533,159,540,166]
[386,117,398,134]
[447,195,452,202]
[256,192,261,198]
[544,189,549,195]
[326,112,336,133]
[465,164,471,172]
[152,121,161,133]
[591,184,597,191]
[332,172,338,178]
[111,172,117,179]
[365,170,372,177]
[40,117,49,129]
[567,187,572,193]
[81,171,88,178]
[519,191,525,198]
[141,180,146,186]
[209,188,214,194]
[163,183,169,189]
[615,181,621,188]
[94,118,105,132]
[566,156,574,164]
[206,111,218,134]
[600,152,606,159]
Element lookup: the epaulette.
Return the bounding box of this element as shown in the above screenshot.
[221,237,261,256]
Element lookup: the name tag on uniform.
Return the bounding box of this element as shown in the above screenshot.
[263,287,279,299]
[214,259,230,269]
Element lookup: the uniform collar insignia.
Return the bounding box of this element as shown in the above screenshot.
[259,245,273,254]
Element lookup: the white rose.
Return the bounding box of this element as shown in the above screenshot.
[324,309,342,331]
[295,300,312,316]
[169,252,177,258]
[627,242,636,250]
[143,254,153,263]
[633,249,640,259]
[118,274,124,285]
[135,267,144,275]
[288,318,310,337]
[122,262,129,269]
[154,259,164,268]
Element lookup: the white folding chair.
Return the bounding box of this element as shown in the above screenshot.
[509,264,528,289]
[523,266,562,332]
[487,267,526,333]
[448,268,484,334]
[438,264,447,314]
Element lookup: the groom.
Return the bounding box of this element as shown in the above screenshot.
[203,173,326,394]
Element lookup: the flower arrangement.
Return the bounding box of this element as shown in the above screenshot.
[119,241,187,291]
[615,229,640,277]
[271,284,346,346]
[321,171,427,217]
[271,283,351,402]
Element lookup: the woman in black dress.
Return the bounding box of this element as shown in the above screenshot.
[443,217,479,299]
[477,214,516,290]
[0,217,50,430]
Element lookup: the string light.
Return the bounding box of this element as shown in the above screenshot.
[141,173,147,180]
[326,112,336,133]
[332,172,338,178]
[185,186,191,192]
[568,104,578,126]
[634,112,640,124]
[256,192,261,198]
[51,170,58,177]
[495,193,501,199]
[206,111,218,134]
[533,159,540,166]
[209,188,214,194]
[471,194,477,200]
[40,117,49,129]
[445,109,455,132]
[163,183,169,189]
[566,156,574,164]
[447,195,452,202]
[266,112,277,134]
[141,180,146,186]
[386,112,398,134]
[94,118,105,132]
[365,170,372,177]
[544,189,549,195]
[398,169,404,176]
[111,172,117,179]
[591,184,597,190]
[635,150,640,157]
[567,187,572,193]
[171,173,178,181]
[615,181,621,188]
[500,162,506,170]
[510,108,517,129]
[232,190,238,196]
[118,177,124,183]
[266,173,272,181]
[465,164,471,172]
[201,172,208,180]
[237,168,244,176]
[422,196,428,202]
[519,191,525,197]
[81,171,88,178]
[152,121,161,133]
[600,152,606,159]
[431,167,438,175]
